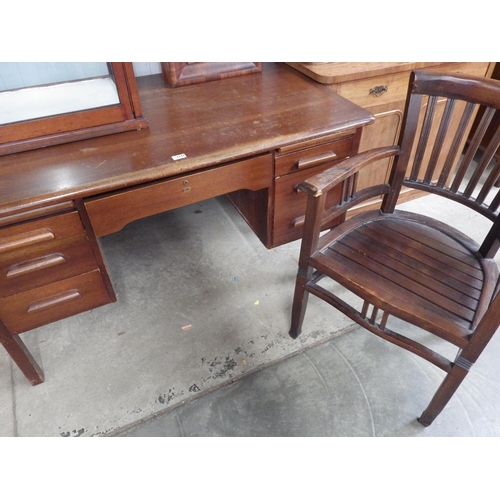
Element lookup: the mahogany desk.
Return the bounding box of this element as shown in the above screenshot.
[0,63,373,384]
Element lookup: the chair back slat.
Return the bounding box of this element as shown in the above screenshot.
[437,101,476,188]
[424,98,456,183]
[409,95,438,180]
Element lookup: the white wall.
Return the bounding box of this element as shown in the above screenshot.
[0,62,111,91]
[132,62,162,77]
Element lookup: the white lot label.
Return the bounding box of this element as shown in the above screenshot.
[172,153,187,160]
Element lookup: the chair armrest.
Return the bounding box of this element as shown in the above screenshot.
[297,146,401,197]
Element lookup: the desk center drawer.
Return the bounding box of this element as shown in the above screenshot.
[85,154,272,237]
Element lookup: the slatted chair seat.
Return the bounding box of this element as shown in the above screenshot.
[311,209,498,346]
[289,70,500,426]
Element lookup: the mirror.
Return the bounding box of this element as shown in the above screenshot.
[0,62,148,156]
[0,63,121,125]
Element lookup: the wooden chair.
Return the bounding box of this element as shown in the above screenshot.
[289,70,500,426]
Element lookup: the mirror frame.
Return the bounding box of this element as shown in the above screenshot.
[0,62,148,156]
[161,62,262,88]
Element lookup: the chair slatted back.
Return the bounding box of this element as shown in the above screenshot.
[385,70,500,258]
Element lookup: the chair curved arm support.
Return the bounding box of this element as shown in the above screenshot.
[297,146,401,197]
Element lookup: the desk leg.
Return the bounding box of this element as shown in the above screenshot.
[0,322,44,385]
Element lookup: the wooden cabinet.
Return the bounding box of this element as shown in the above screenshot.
[0,207,115,334]
[287,62,495,212]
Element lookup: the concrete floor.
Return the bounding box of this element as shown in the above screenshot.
[1,193,500,437]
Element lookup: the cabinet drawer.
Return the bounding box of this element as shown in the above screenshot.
[275,137,353,177]
[0,234,99,298]
[273,163,343,247]
[0,211,85,254]
[0,270,113,334]
[86,154,272,237]
[336,71,410,109]
[335,63,493,110]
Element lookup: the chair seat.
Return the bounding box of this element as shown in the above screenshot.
[310,210,499,348]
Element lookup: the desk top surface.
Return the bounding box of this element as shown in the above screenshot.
[0,63,373,217]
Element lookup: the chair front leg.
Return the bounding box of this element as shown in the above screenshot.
[289,268,311,339]
[289,191,327,339]
[418,362,470,427]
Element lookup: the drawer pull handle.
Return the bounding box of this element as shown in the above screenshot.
[7,254,67,278]
[292,216,305,228]
[369,85,388,97]
[27,289,81,313]
[0,228,55,253]
[296,151,337,169]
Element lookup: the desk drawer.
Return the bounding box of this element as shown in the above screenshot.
[86,154,272,237]
[0,211,85,254]
[0,234,99,298]
[275,137,352,177]
[273,162,343,247]
[0,270,112,334]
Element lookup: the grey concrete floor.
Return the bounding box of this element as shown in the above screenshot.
[114,194,500,437]
[1,193,500,437]
[115,322,500,437]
